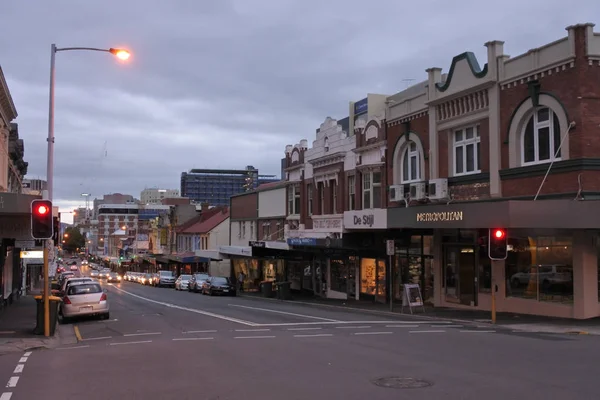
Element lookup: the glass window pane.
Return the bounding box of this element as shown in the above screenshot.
[523,118,535,163]
[410,142,416,151]
[363,173,370,189]
[403,151,409,181]
[410,155,417,180]
[477,142,481,171]
[537,107,550,122]
[466,127,474,139]
[553,113,561,158]
[373,186,381,208]
[466,143,475,172]
[373,172,381,184]
[538,126,550,161]
[455,130,463,142]
[455,146,464,174]
[363,190,371,209]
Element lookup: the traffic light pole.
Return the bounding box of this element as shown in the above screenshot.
[43,244,50,336]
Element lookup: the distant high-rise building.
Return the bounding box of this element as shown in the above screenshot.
[141,188,180,205]
[180,166,278,207]
[92,193,137,219]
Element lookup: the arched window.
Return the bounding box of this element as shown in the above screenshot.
[522,107,561,165]
[324,137,329,152]
[401,141,420,183]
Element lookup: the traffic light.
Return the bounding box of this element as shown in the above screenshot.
[488,228,508,260]
[31,200,54,239]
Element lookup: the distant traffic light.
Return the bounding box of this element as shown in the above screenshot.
[31,200,54,239]
[488,228,508,260]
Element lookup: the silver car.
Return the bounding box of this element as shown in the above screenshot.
[175,274,192,290]
[60,282,110,323]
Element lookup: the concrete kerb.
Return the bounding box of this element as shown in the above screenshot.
[238,294,600,335]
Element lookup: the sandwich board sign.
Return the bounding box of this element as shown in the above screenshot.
[401,283,425,314]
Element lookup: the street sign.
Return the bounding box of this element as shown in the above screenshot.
[386,240,395,256]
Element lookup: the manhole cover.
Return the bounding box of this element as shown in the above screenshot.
[371,377,432,389]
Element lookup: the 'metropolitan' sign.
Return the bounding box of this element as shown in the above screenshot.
[416,211,463,222]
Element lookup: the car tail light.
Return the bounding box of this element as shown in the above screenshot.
[63,296,71,304]
[100,293,107,301]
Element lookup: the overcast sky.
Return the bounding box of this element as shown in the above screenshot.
[2,0,597,223]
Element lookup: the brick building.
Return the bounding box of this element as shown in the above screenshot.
[383,23,600,319]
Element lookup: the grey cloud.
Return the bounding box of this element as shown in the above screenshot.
[2,0,598,206]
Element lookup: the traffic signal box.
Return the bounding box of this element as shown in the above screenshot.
[31,200,54,239]
[488,228,508,260]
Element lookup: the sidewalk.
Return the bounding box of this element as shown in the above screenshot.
[240,291,600,335]
[0,295,64,355]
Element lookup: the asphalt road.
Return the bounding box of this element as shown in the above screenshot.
[1,272,599,399]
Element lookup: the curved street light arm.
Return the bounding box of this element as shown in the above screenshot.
[55,47,111,53]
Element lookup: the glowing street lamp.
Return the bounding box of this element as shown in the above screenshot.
[42,42,132,337]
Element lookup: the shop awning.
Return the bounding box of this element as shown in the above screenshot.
[387,198,600,230]
[218,245,252,257]
[194,250,223,261]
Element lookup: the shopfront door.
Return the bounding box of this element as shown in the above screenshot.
[443,246,477,306]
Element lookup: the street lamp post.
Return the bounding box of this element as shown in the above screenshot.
[43,44,130,337]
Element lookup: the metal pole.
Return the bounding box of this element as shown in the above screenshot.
[47,44,56,201]
[389,254,393,312]
[43,246,50,336]
[43,43,56,338]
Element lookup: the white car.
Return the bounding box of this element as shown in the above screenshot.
[60,282,110,323]
[175,275,192,290]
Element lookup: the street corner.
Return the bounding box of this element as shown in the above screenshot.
[55,323,78,346]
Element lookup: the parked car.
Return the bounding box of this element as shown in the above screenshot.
[189,273,210,293]
[60,277,94,296]
[175,275,192,291]
[59,282,110,323]
[202,276,236,296]
[90,270,99,278]
[157,270,176,287]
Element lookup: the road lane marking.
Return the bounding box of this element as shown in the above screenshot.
[123,332,162,337]
[460,330,496,333]
[353,332,393,335]
[18,358,27,363]
[183,330,217,334]
[73,326,82,341]
[235,329,271,332]
[12,366,23,374]
[82,336,113,341]
[233,336,276,339]
[409,330,446,333]
[109,340,153,346]
[386,325,420,328]
[438,325,464,328]
[5,378,18,388]
[173,337,214,341]
[56,345,90,350]
[253,320,403,327]
[109,285,256,326]
[0,392,12,400]
[287,327,322,331]
[228,304,340,322]
[293,334,333,338]
[23,352,32,357]
[335,326,371,329]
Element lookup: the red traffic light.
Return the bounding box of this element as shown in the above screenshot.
[36,205,49,215]
[493,229,505,239]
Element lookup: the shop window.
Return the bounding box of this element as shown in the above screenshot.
[360,258,386,298]
[329,259,347,293]
[522,107,561,166]
[348,175,355,210]
[454,126,481,176]
[505,235,573,303]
